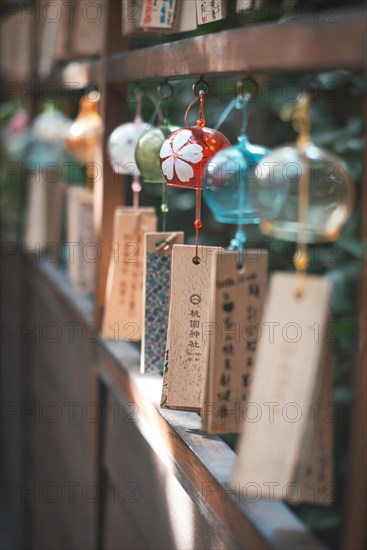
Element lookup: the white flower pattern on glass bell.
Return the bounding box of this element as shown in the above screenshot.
[160,129,203,183]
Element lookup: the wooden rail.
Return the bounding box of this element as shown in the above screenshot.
[28,258,324,550]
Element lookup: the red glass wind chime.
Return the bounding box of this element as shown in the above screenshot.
[159,78,230,262]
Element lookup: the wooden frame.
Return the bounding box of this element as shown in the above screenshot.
[1,2,365,548]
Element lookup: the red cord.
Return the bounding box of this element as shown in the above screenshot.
[184,91,207,128]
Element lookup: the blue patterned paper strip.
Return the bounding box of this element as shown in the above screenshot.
[144,251,171,373]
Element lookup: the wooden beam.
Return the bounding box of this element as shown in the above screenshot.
[104,9,365,83]
[39,8,365,91]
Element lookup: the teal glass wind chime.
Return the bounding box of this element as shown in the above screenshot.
[203,79,271,267]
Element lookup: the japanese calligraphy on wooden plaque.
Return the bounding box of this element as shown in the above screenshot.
[294,354,334,505]
[141,231,184,374]
[161,244,222,411]
[102,207,157,342]
[202,249,268,434]
[232,272,334,504]
[196,0,227,25]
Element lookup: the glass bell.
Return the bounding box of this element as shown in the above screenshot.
[4,108,30,160]
[160,125,230,190]
[159,82,230,261]
[135,121,179,184]
[108,118,150,176]
[203,135,269,224]
[255,141,354,243]
[65,93,103,165]
[33,104,71,144]
[135,82,177,184]
[255,91,355,244]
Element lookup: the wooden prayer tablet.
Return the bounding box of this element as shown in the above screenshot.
[161,244,222,411]
[202,249,268,434]
[102,207,157,342]
[232,272,333,504]
[66,187,96,295]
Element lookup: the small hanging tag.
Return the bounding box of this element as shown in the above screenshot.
[173,0,198,32]
[25,173,48,250]
[232,272,332,502]
[196,0,227,25]
[25,171,65,250]
[102,207,157,341]
[140,0,177,29]
[66,186,96,294]
[201,249,268,434]
[161,244,222,411]
[141,231,184,374]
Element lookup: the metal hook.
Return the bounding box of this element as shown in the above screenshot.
[281,91,312,146]
[299,73,319,92]
[236,76,258,101]
[192,76,210,97]
[157,80,174,100]
[84,86,101,103]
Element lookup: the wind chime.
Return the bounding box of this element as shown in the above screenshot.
[65,90,103,188]
[159,78,230,263]
[135,81,179,231]
[203,78,271,267]
[255,90,354,294]
[107,90,155,207]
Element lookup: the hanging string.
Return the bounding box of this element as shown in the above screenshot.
[214,77,254,134]
[193,190,202,264]
[135,90,143,120]
[235,169,246,269]
[157,81,174,231]
[185,87,207,263]
[214,98,236,131]
[220,79,254,268]
[293,152,310,299]
[292,92,312,298]
[184,91,206,128]
[131,173,142,208]
[147,96,164,126]
[131,89,162,209]
[135,88,163,125]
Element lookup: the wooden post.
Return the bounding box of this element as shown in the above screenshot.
[342,99,367,550]
[95,0,128,324]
